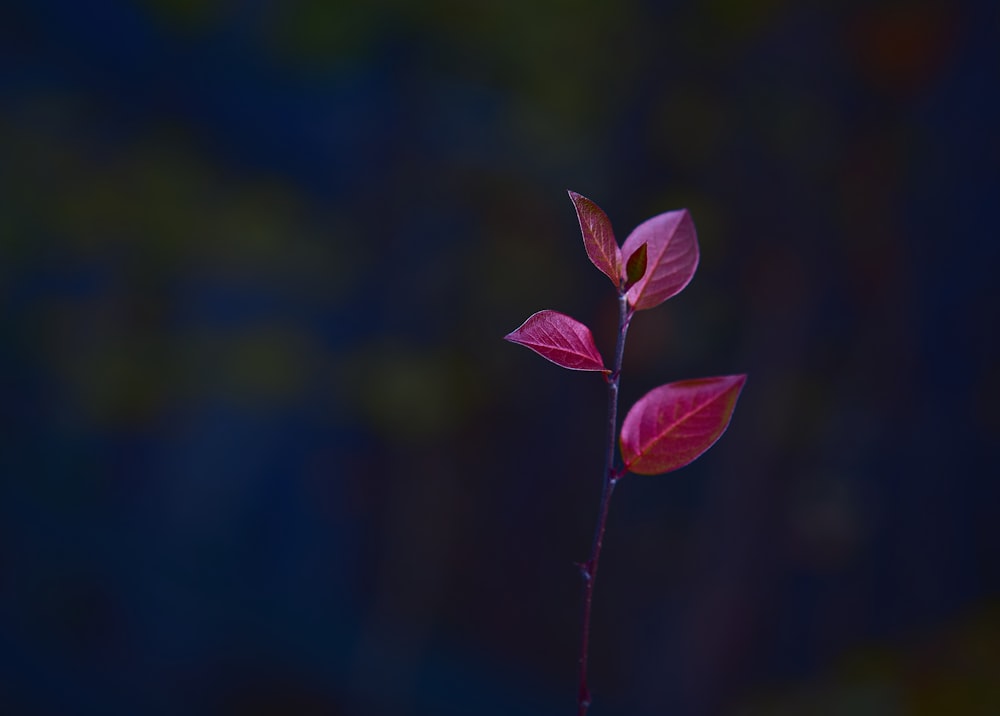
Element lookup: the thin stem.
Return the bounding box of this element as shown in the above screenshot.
[577,292,632,715]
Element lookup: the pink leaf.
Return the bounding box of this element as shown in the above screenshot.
[504,310,608,372]
[569,191,622,288]
[620,374,746,475]
[621,209,699,311]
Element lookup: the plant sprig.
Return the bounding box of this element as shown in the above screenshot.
[505,191,746,715]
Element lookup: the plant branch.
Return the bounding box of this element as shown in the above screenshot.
[577,292,632,715]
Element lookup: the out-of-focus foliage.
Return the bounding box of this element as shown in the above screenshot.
[738,602,1000,715]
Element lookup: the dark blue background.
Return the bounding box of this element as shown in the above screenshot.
[2,1,998,714]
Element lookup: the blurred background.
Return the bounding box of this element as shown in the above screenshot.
[2,0,998,714]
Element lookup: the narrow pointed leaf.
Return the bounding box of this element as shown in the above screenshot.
[620,374,746,475]
[569,191,622,288]
[624,242,648,288]
[621,209,699,311]
[504,310,607,372]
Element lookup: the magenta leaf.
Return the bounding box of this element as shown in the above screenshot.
[621,209,699,311]
[569,191,622,288]
[504,310,608,372]
[619,374,746,475]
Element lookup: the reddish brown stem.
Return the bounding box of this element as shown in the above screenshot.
[577,292,632,715]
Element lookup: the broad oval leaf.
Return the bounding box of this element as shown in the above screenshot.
[504,310,607,372]
[621,209,699,311]
[569,190,622,288]
[620,374,746,475]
